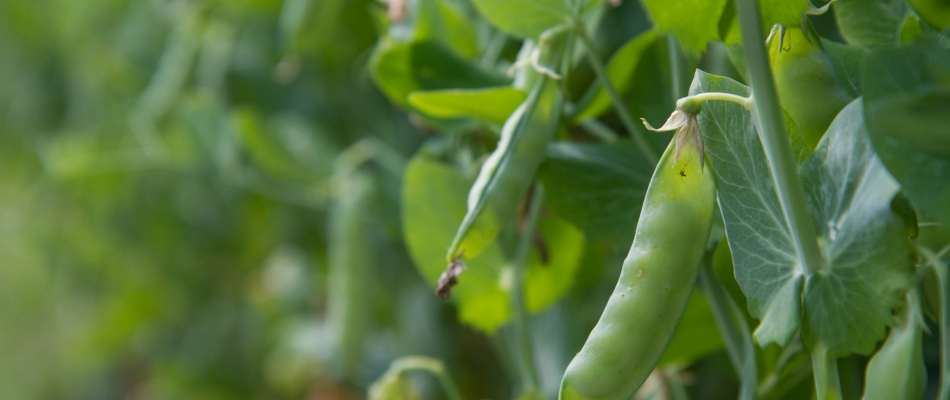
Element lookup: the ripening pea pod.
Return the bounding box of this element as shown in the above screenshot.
[768,26,853,150]
[444,33,566,262]
[325,171,374,378]
[861,293,927,400]
[560,127,717,400]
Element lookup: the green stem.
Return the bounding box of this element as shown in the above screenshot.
[679,92,753,109]
[579,118,620,143]
[508,183,545,392]
[667,35,687,100]
[734,0,824,276]
[385,356,465,400]
[576,26,659,164]
[810,344,842,400]
[698,257,757,400]
[918,244,950,400]
[481,30,508,67]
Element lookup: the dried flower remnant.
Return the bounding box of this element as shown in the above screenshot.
[642,109,705,171]
[436,257,465,299]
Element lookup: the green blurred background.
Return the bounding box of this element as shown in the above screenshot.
[0,0,752,399]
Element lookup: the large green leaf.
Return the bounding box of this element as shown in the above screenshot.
[471,0,571,39]
[833,0,901,47]
[864,44,950,236]
[641,0,729,52]
[403,155,584,332]
[693,71,915,356]
[536,141,652,246]
[798,100,914,355]
[573,30,661,121]
[691,73,802,347]
[408,86,526,125]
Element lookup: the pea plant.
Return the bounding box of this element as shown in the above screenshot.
[362,0,950,399]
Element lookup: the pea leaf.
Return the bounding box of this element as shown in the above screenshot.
[471,0,571,39]
[403,155,584,332]
[537,141,652,247]
[408,86,527,125]
[691,73,802,347]
[798,100,915,355]
[693,71,915,356]
[863,44,950,236]
[573,30,661,121]
[833,0,901,47]
[641,0,729,52]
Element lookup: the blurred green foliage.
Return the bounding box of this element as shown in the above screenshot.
[0,0,743,399]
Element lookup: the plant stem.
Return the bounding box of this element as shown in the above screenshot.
[698,257,757,400]
[385,356,465,400]
[918,244,950,400]
[667,35,687,100]
[576,26,659,164]
[579,118,620,142]
[679,92,753,109]
[508,183,545,393]
[810,344,843,400]
[481,29,508,67]
[734,0,824,276]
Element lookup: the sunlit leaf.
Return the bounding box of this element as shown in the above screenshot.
[403,155,584,332]
[641,0,728,52]
[471,0,571,38]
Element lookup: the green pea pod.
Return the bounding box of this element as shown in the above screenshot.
[862,294,926,400]
[445,36,565,261]
[769,27,852,150]
[326,171,374,378]
[559,136,717,400]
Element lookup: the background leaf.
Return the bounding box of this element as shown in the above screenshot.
[537,141,652,247]
[573,30,661,121]
[864,44,950,238]
[833,0,901,47]
[640,0,729,52]
[403,155,584,332]
[408,86,526,125]
[471,0,571,39]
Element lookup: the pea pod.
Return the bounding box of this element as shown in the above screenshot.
[445,35,565,262]
[325,171,374,378]
[559,135,716,400]
[769,27,852,150]
[862,294,926,400]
